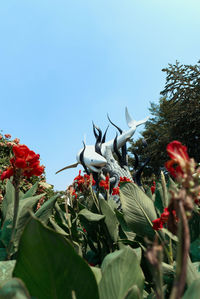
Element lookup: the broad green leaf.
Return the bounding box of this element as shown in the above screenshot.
[190,237,200,262]
[99,247,144,299]
[91,267,102,284]
[0,220,12,248]
[13,194,45,251]
[192,262,200,273]
[183,279,200,298]
[99,197,119,242]
[123,285,142,299]
[0,248,7,261]
[186,256,200,286]
[0,260,16,284]
[189,212,200,243]
[48,217,68,236]
[115,210,136,240]
[120,183,157,239]
[145,187,153,200]
[35,194,59,224]
[21,182,38,199]
[1,180,15,222]
[13,216,99,299]
[0,278,30,299]
[78,208,105,222]
[154,183,164,214]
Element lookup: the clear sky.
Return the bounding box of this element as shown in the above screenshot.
[0,0,200,190]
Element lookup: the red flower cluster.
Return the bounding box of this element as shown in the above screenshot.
[165,141,189,178]
[151,181,156,194]
[99,175,110,190]
[4,134,11,139]
[74,170,96,191]
[118,176,133,186]
[152,207,170,230]
[1,144,44,180]
[112,186,120,195]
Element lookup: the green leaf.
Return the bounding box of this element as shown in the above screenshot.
[99,197,119,242]
[21,182,38,199]
[154,183,164,214]
[90,267,102,285]
[183,279,200,298]
[120,183,157,239]
[35,194,59,224]
[186,256,200,286]
[0,249,7,261]
[0,278,30,299]
[99,246,144,299]
[190,237,200,262]
[0,260,16,284]
[13,194,45,251]
[1,180,15,222]
[78,209,105,222]
[123,285,142,299]
[145,187,153,200]
[13,216,99,299]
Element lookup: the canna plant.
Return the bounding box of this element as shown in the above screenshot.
[0,139,200,299]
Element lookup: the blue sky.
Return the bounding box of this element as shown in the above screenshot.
[0,0,200,190]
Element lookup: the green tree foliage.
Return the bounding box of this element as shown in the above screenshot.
[128,61,200,178]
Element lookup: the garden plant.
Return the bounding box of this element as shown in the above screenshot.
[0,132,200,299]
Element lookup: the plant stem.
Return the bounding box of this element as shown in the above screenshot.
[169,200,190,299]
[7,174,20,260]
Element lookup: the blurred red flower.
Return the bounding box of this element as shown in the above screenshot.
[112,186,120,195]
[4,134,11,139]
[165,141,189,178]
[1,144,44,180]
[99,175,109,190]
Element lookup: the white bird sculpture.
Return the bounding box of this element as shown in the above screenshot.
[56,107,149,174]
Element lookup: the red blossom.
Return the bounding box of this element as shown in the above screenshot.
[112,186,120,195]
[1,167,14,180]
[118,176,132,186]
[73,170,96,191]
[72,190,78,199]
[165,160,184,178]
[160,207,170,223]
[165,141,190,178]
[166,141,189,164]
[1,144,44,181]
[99,175,110,190]
[152,218,163,230]
[151,181,156,194]
[4,134,11,139]
[13,138,20,144]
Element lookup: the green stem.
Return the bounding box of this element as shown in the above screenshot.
[7,175,20,260]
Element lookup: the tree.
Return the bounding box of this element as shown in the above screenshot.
[128,61,200,178]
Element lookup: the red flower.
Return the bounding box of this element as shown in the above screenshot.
[72,190,77,199]
[118,177,132,186]
[74,171,96,191]
[4,134,11,139]
[165,141,190,178]
[74,170,83,182]
[165,160,184,178]
[151,181,156,194]
[152,218,163,230]
[1,167,14,180]
[99,175,110,190]
[166,141,189,164]
[160,207,170,223]
[1,144,44,180]
[13,138,20,144]
[112,186,120,195]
